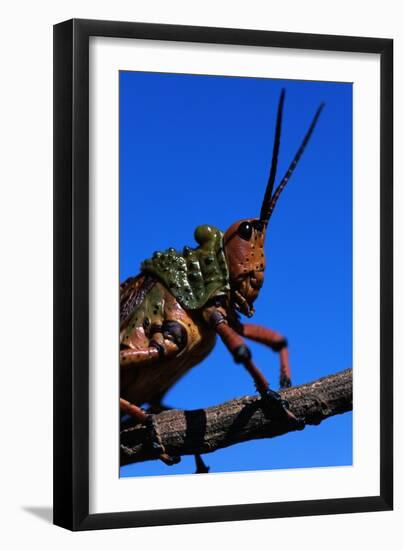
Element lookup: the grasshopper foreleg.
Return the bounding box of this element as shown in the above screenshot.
[240,323,292,389]
[206,308,304,429]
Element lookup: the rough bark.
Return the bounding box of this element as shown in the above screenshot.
[120,368,352,466]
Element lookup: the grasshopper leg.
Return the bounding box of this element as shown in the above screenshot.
[120,336,182,466]
[194,454,210,474]
[241,323,291,389]
[147,399,210,474]
[120,398,180,466]
[208,309,304,429]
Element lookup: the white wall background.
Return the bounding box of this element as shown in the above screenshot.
[0,1,400,547]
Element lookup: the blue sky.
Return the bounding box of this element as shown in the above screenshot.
[119,71,352,477]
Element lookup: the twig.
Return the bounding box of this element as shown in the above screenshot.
[120,368,352,466]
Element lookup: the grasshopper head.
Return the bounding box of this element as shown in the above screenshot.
[223,89,324,317]
[223,218,267,317]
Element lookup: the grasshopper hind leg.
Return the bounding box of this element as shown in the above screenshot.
[147,398,210,474]
[194,453,210,474]
[120,398,181,466]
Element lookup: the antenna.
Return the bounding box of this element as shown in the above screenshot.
[259,89,286,222]
[266,102,325,221]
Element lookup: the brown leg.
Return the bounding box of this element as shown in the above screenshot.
[205,308,269,392]
[241,324,291,389]
[147,399,210,474]
[215,321,269,393]
[120,398,147,423]
[120,342,164,368]
[206,308,303,428]
[120,397,180,466]
[120,338,181,466]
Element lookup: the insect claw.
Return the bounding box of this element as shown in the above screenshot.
[294,416,305,430]
[279,375,292,389]
[194,454,210,474]
[159,453,181,466]
[260,388,305,430]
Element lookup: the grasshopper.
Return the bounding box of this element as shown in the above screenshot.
[120,89,324,471]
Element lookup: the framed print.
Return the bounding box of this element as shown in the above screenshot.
[53,19,393,530]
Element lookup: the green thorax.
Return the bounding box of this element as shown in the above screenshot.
[141,225,230,309]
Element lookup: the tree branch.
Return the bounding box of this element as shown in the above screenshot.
[120,368,352,466]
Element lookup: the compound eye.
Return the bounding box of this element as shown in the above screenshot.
[237,221,253,241]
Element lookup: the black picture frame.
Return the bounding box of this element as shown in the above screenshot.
[53,18,393,531]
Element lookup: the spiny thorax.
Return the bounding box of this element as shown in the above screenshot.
[141,225,230,310]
